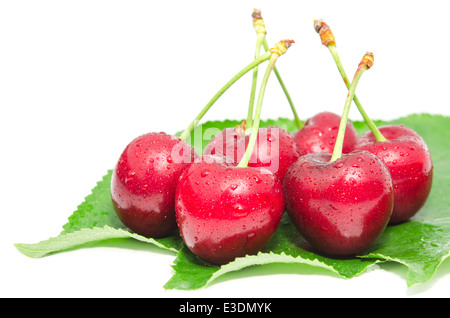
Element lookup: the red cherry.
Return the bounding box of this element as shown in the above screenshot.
[293,112,359,156]
[283,151,394,256]
[111,132,197,237]
[355,125,433,224]
[204,126,299,180]
[173,38,292,262]
[283,52,394,256]
[175,155,285,265]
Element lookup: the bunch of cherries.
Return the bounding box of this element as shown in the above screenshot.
[110,12,433,265]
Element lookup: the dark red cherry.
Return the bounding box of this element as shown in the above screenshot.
[111,132,197,237]
[355,125,433,224]
[283,151,394,256]
[175,155,285,265]
[204,125,299,181]
[293,111,359,156]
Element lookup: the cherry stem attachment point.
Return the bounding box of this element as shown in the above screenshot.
[330,52,373,162]
[238,40,294,167]
[314,19,387,142]
[178,51,272,141]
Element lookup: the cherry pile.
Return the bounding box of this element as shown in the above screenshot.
[110,11,433,265]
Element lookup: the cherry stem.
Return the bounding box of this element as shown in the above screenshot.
[328,45,387,142]
[246,32,266,130]
[246,9,301,131]
[178,51,272,141]
[262,38,302,130]
[330,53,373,162]
[238,54,279,167]
[238,40,294,167]
[314,20,387,142]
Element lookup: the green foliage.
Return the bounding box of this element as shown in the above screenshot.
[15,170,183,257]
[15,114,450,289]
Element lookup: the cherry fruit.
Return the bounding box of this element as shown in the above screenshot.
[111,132,197,237]
[176,39,293,264]
[284,53,394,256]
[204,125,300,180]
[355,125,433,224]
[175,156,285,264]
[283,151,394,255]
[313,20,433,224]
[293,111,359,156]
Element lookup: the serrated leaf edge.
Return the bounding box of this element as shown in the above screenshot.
[15,225,179,258]
[61,170,113,234]
[195,251,379,290]
[361,250,450,287]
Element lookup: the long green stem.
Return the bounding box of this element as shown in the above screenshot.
[330,64,368,162]
[246,33,266,129]
[263,38,301,129]
[327,44,387,142]
[178,51,272,141]
[238,54,279,167]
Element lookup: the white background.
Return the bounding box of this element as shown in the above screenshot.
[2,1,450,298]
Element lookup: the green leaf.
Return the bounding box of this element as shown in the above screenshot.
[61,171,124,234]
[361,221,450,286]
[165,114,450,289]
[355,114,450,286]
[15,169,183,258]
[164,215,381,290]
[15,225,180,258]
[15,114,450,290]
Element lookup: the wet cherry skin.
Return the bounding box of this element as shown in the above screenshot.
[175,155,285,265]
[283,151,394,256]
[355,125,433,224]
[111,132,197,238]
[204,126,300,181]
[293,112,359,156]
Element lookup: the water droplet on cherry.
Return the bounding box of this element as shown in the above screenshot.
[253,175,262,184]
[201,170,210,178]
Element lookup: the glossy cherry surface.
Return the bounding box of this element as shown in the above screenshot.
[283,151,394,256]
[111,132,197,237]
[355,125,433,224]
[204,126,299,180]
[293,112,359,156]
[175,155,285,265]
